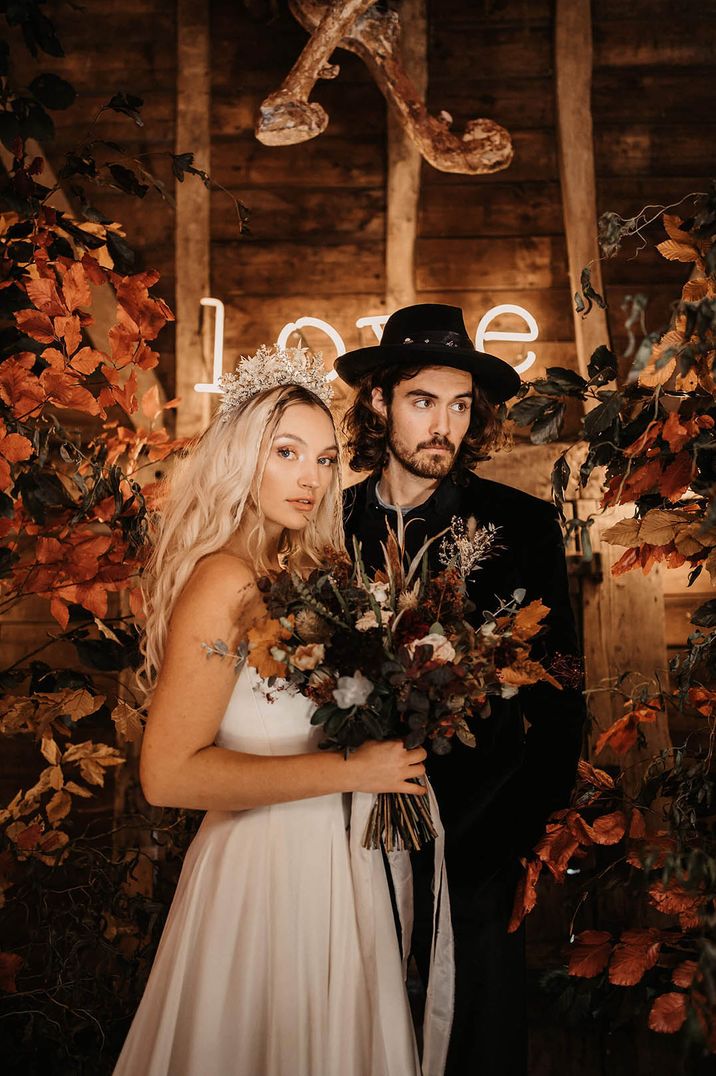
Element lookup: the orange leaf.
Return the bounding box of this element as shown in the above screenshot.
[568,930,612,978]
[587,810,627,845]
[629,808,647,839]
[25,277,66,316]
[656,239,699,263]
[535,820,581,881]
[247,616,292,680]
[672,960,698,989]
[53,314,81,356]
[0,353,46,419]
[507,857,541,932]
[611,546,641,576]
[608,929,662,986]
[658,452,694,502]
[595,707,658,755]
[662,411,693,453]
[14,308,55,342]
[70,346,105,375]
[0,431,33,464]
[46,789,72,825]
[577,760,614,790]
[140,384,161,420]
[512,599,550,641]
[648,992,687,1034]
[61,261,91,312]
[40,368,100,415]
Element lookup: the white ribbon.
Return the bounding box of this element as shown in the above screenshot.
[350,782,455,1076]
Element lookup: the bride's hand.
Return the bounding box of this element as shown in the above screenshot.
[345,740,428,795]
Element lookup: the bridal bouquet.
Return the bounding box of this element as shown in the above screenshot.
[216,516,561,852]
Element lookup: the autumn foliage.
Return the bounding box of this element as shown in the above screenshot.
[508,192,716,1054]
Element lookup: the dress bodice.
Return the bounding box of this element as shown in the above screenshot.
[214,663,322,757]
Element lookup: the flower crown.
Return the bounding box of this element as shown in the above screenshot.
[218,344,333,418]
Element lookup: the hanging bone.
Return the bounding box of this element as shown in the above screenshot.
[255,0,513,176]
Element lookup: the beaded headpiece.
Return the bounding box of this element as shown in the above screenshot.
[218,344,333,419]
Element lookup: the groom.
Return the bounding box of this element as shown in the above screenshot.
[337,303,586,1076]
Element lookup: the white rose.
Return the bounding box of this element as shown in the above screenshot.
[368,581,390,606]
[500,684,519,699]
[355,608,393,632]
[332,670,374,709]
[407,633,456,663]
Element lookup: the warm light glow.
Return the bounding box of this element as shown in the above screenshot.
[194,297,225,394]
[474,304,538,375]
[193,303,541,394]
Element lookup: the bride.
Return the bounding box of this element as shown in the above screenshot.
[113,347,430,1076]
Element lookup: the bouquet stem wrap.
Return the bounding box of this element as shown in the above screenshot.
[362,783,438,852]
[350,779,455,1076]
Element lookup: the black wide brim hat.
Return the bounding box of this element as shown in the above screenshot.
[335,302,521,404]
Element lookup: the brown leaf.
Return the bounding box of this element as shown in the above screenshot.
[64,780,92,798]
[672,960,698,989]
[40,736,60,765]
[247,616,292,680]
[608,929,662,986]
[586,810,627,845]
[648,992,687,1034]
[25,278,66,316]
[14,309,55,342]
[0,430,33,464]
[656,239,699,263]
[629,808,646,839]
[681,278,709,302]
[0,951,23,992]
[658,452,694,502]
[111,700,144,744]
[61,261,91,312]
[577,760,614,790]
[140,384,161,421]
[601,517,641,548]
[46,789,71,825]
[70,346,105,375]
[53,314,82,356]
[507,857,541,933]
[568,930,612,978]
[39,368,99,416]
[595,706,658,755]
[638,509,689,547]
[662,215,693,242]
[512,599,550,641]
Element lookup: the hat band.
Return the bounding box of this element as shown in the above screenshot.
[396,329,469,350]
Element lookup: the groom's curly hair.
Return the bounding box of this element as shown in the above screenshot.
[342,364,510,479]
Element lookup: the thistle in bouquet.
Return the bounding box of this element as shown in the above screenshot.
[242,514,562,853]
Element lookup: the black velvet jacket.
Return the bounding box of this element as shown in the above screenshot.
[343,471,587,887]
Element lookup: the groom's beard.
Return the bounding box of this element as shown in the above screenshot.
[386,416,456,479]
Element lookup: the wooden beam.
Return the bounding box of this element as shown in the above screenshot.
[554,0,610,383]
[175,0,211,437]
[0,141,166,432]
[385,0,427,312]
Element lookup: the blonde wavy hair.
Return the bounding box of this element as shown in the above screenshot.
[139,384,344,700]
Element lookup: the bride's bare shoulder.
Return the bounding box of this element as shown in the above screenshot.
[174,553,262,629]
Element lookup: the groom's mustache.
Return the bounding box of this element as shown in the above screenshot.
[417,437,455,452]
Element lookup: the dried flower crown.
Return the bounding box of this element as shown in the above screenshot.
[218,344,333,418]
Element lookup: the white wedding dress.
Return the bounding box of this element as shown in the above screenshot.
[113,664,453,1076]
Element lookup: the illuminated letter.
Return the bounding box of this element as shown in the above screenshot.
[194,297,225,394]
[276,317,345,381]
[355,314,389,341]
[475,304,538,375]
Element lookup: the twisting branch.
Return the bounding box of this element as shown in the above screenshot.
[255,0,513,176]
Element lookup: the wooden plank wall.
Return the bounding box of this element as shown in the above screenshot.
[210,3,388,369]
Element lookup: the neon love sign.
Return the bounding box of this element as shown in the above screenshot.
[194,302,538,394]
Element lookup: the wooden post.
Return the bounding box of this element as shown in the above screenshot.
[175,0,211,436]
[555,3,671,772]
[385,0,427,312]
[554,0,610,384]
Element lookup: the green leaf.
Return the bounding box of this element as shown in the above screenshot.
[29,73,76,110]
[508,396,552,426]
[530,401,565,444]
[691,600,716,628]
[582,392,622,439]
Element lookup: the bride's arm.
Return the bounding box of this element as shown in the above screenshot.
[140,555,426,811]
